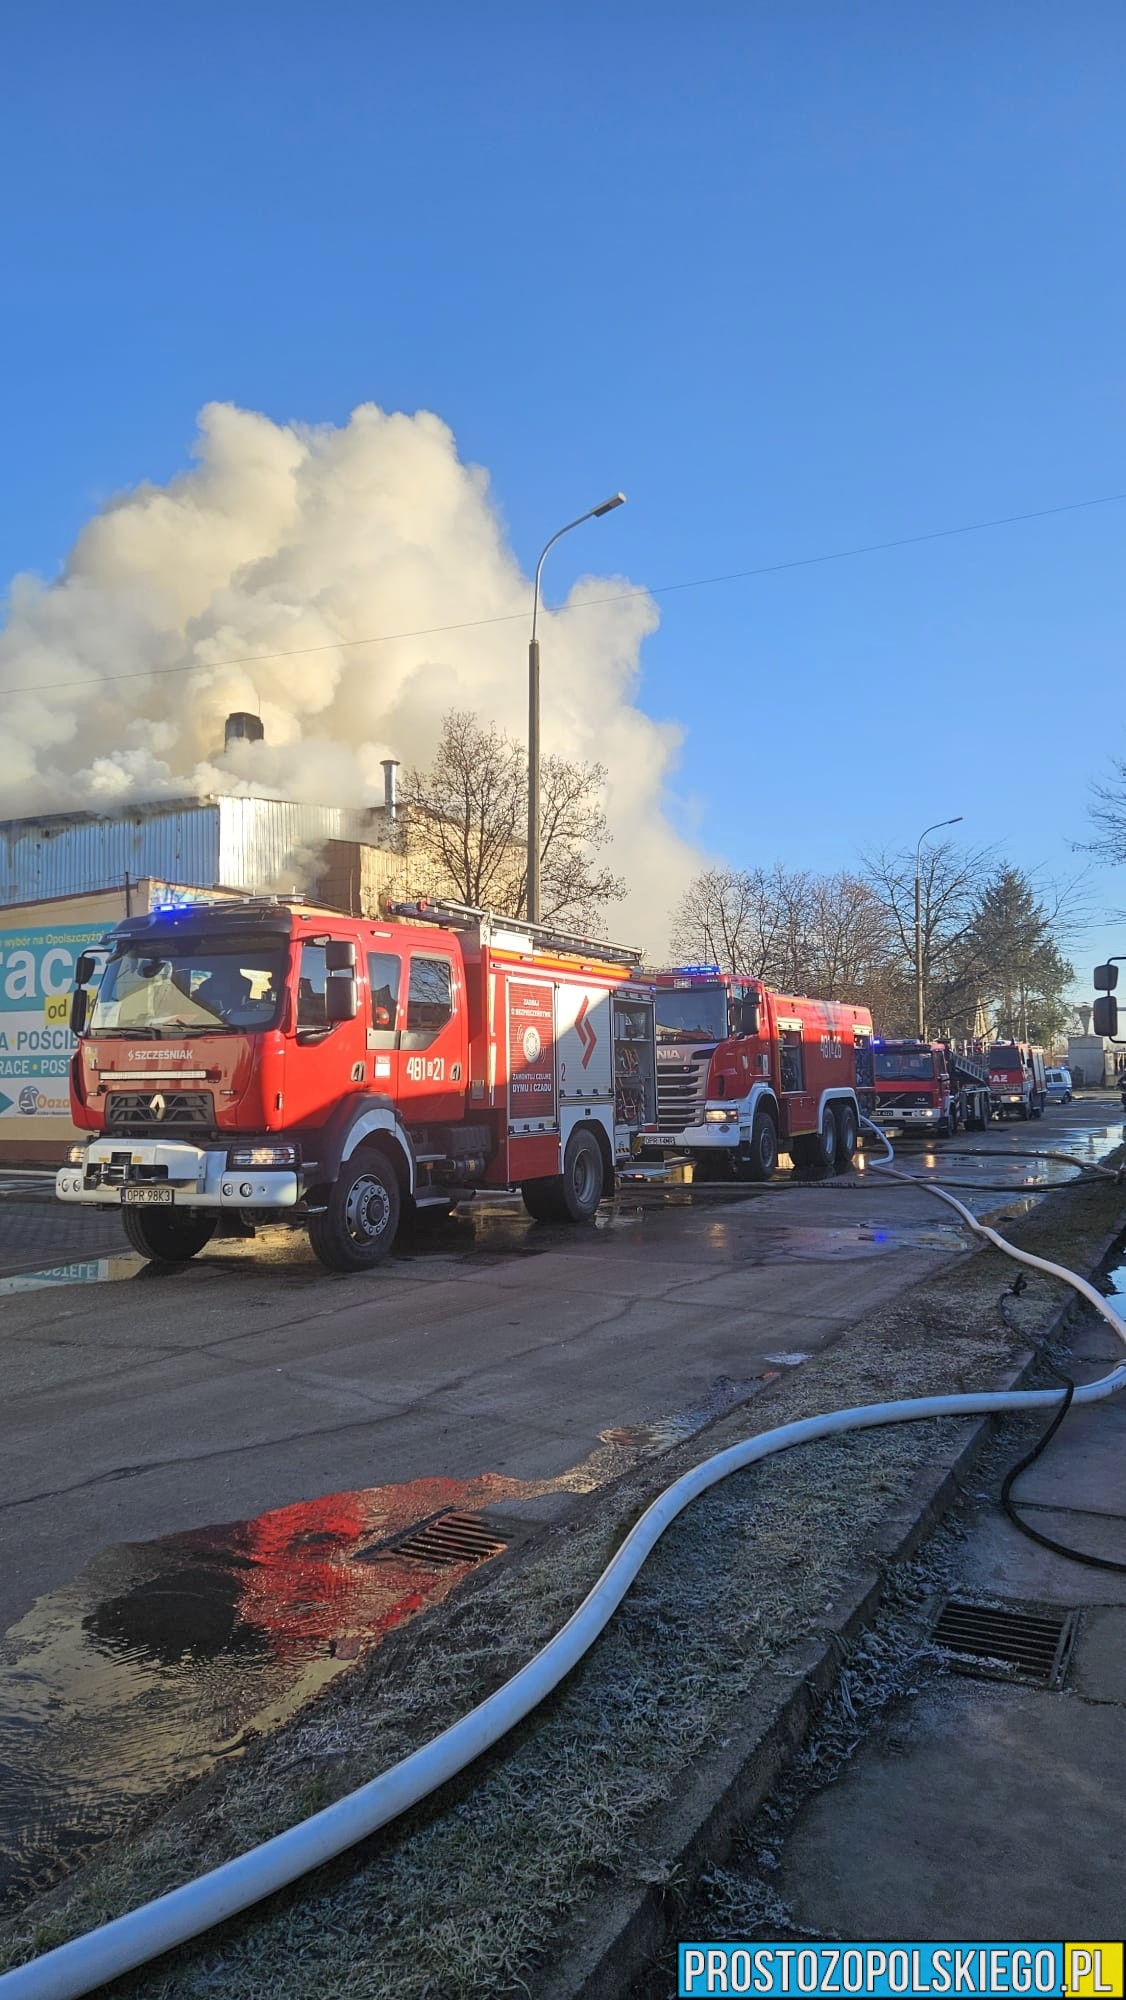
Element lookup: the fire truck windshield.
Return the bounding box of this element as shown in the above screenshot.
[654,986,728,1042]
[874,1049,937,1081]
[88,937,288,1035]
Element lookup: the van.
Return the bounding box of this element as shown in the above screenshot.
[1044,1066,1073,1104]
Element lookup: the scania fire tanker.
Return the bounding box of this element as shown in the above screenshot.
[638,967,874,1180]
[55,897,658,1270]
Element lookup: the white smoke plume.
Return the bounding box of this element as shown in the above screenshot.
[0,402,700,945]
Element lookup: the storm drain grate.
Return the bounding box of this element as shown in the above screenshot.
[932,1599,1076,1687]
[377,1512,508,1569]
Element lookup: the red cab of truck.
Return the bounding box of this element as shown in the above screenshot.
[640,967,874,1180]
[987,1042,1047,1120]
[871,1039,991,1138]
[57,897,657,1270]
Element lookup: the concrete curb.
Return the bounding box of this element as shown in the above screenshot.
[541,1214,1126,2000]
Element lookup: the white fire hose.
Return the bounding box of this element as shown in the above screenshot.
[4,1126,1125,2000]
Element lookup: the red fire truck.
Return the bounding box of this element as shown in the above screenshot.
[55,897,658,1270]
[638,967,874,1179]
[986,1041,1048,1120]
[871,1039,992,1137]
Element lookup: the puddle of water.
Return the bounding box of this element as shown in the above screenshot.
[0,1375,771,1908]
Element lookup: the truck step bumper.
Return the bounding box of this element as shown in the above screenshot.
[56,1142,299,1210]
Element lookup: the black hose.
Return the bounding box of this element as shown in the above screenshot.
[999,1283,1126,1574]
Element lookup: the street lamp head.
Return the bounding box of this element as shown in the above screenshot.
[592,492,626,517]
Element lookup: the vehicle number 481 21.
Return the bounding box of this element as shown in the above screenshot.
[406,1056,445,1082]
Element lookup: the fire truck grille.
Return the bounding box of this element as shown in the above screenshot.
[106,1091,215,1130]
[655,1060,708,1131]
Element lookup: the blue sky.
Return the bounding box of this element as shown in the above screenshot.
[1,3,1123,991]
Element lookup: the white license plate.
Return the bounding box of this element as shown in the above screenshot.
[121,1186,174,1206]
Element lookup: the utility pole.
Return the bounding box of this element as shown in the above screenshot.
[527,494,625,923]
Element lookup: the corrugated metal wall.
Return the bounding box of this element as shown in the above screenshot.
[0,797,388,907]
[0,803,222,905]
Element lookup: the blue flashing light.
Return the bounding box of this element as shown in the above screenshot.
[672,964,721,978]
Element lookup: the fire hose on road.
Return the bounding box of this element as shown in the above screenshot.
[3,1126,1126,2000]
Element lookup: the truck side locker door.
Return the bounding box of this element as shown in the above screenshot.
[556,980,614,1150]
[778,1023,815,1139]
[398,948,468,1126]
[853,1028,874,1122]
[291,938,366,1127]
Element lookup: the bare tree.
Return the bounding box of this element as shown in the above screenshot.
[669,866,786,974]
[862,839,993,1035]
[1087,760,1126,865]
[671,863,893,1004]
[401,710,623,928]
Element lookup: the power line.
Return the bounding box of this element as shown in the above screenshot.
[3,487,1124,701]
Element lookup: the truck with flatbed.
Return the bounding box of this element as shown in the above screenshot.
[55,896,658,1269]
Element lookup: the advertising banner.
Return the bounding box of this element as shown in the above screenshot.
[506,978,557,1123]
[0,924,106,1120]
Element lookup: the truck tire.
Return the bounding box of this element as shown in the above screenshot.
[832,1100,858,1170]
[736,1108,778,1182]
[1019,1100,1031,1121]
[523,1127,605,1224]
[122,1209,216,1264]
[792,1107,837,1176]
[308,1154,401,1271]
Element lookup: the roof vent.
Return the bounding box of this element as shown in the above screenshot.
[224,712,265,752]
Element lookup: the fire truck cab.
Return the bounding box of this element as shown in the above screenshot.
[639,967,873,1180]
[871,1039,992,1136]
[55,897,658,1270]
[987,1042,1048,1120]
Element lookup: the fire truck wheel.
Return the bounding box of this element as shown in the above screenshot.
[523,1128,605,1224]
[832,1101,858,1169]
[121,1209,216,1264]
[737,1109,778,1182]
[309,1155,401,1270]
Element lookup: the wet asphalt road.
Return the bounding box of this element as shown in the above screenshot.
[0,1100,1121,1640]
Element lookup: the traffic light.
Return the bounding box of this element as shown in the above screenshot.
[1093,995,1119,1037]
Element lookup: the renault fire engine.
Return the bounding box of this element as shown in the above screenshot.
[637,966,874,1179]
[55,897,658,1270]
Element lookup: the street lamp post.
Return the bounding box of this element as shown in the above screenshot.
[527,493,626,924]
[914,815,963,1037]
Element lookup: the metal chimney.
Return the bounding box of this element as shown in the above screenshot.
[381,758,400,823]
[224,711,265,752]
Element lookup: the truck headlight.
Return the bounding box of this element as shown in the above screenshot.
[227,1144,298,1168]
[68,1145,86,1165]
[704,1107,739,1123]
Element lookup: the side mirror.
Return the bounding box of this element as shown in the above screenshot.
[325,939,357,973]
[1093,995,1119,1038]
[1094,963,1119,992]
[75,953,96,985]
[70,988,88,1037]
[325,974,358,1023]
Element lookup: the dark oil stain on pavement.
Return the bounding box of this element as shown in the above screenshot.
[0,1375,769,1909]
